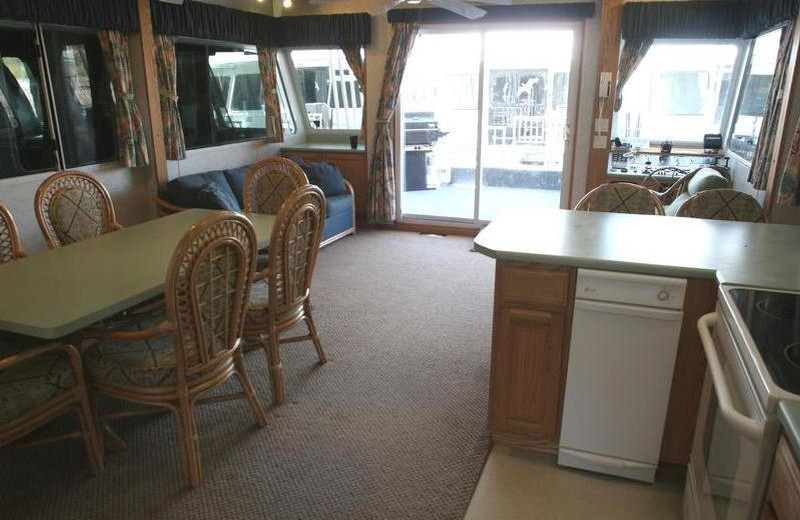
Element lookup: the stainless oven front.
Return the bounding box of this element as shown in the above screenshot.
[684,310,778,520]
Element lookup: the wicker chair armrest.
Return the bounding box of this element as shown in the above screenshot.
[253,267,271,282]
[77,320,173,342]
[153,195,186,216]
[111,222,124,232]
[0,343,81,373]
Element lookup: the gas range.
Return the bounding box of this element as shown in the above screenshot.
[720,286,800,410]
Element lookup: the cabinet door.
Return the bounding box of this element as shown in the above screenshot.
[491,306,566,449]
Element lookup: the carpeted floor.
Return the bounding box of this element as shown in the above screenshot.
[0,230,494,520]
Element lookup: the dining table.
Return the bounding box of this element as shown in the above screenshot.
[0,209,275,340]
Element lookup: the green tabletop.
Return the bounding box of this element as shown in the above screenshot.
[0,209,274,340]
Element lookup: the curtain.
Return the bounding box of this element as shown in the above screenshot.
[257,47,284,144]
[367,23,419,224]
[749,24,794,189]
[614,38,652,112]
[341,44,366,135]
[0,0,139,33]
[778,118,800,205]
[154,35,186,161]
[98,30,149,168]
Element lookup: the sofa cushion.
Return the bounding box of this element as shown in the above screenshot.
[196,183,241,211]
[293,157,348,197]
[224,165,250,206]
[326,194,353,217]
[167,171,240,210]
[687,168,730,195]
[666,192,691,216]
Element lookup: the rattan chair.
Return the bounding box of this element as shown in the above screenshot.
[79,212,267,487]
[0,342,103,474]
[244,185,326,405]
[0,204,27,264]
[242,157,309,215]
[575,182,665,215]
[35,170,123,249]
[674,188,767,222]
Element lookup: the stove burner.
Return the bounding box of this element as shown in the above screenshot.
[756,297,797,320]
[785,343,800,370]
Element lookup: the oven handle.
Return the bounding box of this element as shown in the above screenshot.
[697,313,764,443]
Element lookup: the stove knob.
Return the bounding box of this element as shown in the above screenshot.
[657,290,670,302]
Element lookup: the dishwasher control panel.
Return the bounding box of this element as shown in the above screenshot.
[575,269,687,310]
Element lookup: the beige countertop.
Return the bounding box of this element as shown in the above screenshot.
[473,209,800,292]
[281,142,366,154]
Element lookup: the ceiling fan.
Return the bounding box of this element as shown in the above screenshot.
[308,0,512,20]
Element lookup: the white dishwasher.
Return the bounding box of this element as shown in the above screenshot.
[558,269,686,483]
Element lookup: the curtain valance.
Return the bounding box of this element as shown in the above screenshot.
[150,0,371,47]
[387,3,594,24]
[0,0,139,33]
[622,0,799,41]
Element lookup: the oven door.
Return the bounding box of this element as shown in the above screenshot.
[686,313,767,520]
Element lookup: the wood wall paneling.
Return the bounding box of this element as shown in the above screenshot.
[659,278,718,465]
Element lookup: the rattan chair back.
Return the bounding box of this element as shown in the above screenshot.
[0,204,25,264]
[267,185,325,319]
[165,212,258,378]
[35,170,121,248]
[675,188,767,222]
[242,157,309,214]
[575,182,665,215]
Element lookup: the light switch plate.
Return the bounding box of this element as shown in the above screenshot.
[593,134,608,149]
[595,118,609,133]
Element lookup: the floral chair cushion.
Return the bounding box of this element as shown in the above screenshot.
[84,332,177,388]
[0,351,76,424]
[675,189,766,222]
[245,280,270,327]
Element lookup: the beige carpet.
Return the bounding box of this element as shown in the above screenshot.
[0,230,494,520]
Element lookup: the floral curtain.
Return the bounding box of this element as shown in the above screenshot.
[749,24,794,190]
[778,117,800,205]
[98,30,149,167]
[153,35,185,160]
[614,38,653,111]
[341,44,366,136]
[368,23,419,224]
[257,46,283,144]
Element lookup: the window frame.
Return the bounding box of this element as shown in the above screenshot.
[0,20,120,179]
[726,26,785,164]
[613,38,748,149]
[276,60,296,136]
[285,46,365,135]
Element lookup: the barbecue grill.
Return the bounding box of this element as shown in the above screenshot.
[403,112,448,191]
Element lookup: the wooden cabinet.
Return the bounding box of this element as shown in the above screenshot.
[281,149,368,219]
[760,436,800,520]
[489,261,576,453]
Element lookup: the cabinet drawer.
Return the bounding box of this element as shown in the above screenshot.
[767,437,800,520]
[497,263,572,308]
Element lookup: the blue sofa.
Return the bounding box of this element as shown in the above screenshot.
[154,162,356,247]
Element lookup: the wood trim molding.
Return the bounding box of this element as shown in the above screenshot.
[585,0,625,193]
[136,0,168,187]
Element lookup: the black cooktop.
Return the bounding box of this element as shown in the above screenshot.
[729,288,800,395]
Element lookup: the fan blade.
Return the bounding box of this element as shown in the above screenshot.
[474,0,512,5]
[429,0,487,19]
[371,0,406,14]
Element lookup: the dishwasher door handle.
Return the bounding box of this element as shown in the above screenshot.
[697,312,763,442]
[574,298,683,321]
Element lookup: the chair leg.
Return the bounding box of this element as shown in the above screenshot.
[304,300,326,364]
[233,350,268,426]
[174,397,201,488]
[75,386,103,474]
[265,326,285,405]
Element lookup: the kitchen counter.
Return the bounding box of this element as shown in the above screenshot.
[779,401,800,462]
[473,208,800,292]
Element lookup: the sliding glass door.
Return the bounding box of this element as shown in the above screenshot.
[398,25,581,223]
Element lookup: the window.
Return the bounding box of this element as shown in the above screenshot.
[276,69,296,135]
[289,48,363,131]
[176,43,294,149]
[0,23,115,179]
[729,29,782,162]
[614,42,740,145]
